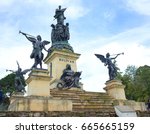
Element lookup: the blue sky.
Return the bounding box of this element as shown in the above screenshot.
[0,0,150,92]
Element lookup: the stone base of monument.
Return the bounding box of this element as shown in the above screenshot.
[103,80,146,111]
[113,99,146,111]
[12,92,24,96]
[26,69,50,96]
[103,79,126,100]
[114,105,137,117]
[8,95,72,111]
[44,50,81,82]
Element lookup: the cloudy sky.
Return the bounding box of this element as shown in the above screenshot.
[0,0,150,92]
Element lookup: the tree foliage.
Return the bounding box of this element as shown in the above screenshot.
[0,72,26,94]
[0,73,16,109]
[0,73,16,93]
[118,65,150,102]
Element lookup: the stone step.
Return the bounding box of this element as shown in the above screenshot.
[0,111,116,117]
[50,89,115,113]
[73,102,113,105]
[51,96,114,103]
[50,89,109,96]
[51,90,112,98]
[79,99,113,102]
[73,102,114,110]
[73,104,113,109]
[51,91,110,97]
[52,95,80,99]
[51,96,113,101]
[78,93,110,96]
[73,108,115,112]
[51,92,113,98]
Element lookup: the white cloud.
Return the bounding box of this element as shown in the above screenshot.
[66,6,89,20]
[78,41,150,92]
[0,0,14,7]
[125,0,150,16]
[0,44,48,79]
[103,9,117,22]
[0,23,19,46]
[26,0,89,19]
[77,23,150,92]
[0,0,88,76]
[47,0,90,20]
[0,0,150,93]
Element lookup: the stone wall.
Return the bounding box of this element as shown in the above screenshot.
[8,95,72,112]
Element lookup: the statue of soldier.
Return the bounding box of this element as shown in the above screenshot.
[51,6,69,42]
[49,6,74,53]
[54,5,66,25]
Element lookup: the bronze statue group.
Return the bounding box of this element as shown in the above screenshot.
[0,6,81,103]
[1,6,124,107]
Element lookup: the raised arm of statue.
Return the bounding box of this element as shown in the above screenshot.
[6,69,15,73]
[25,36,36,43]
[111,52,124,60]
[19,31,36,43]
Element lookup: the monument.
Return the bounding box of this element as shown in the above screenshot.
[0,5,146,116]
[95,52,126,100]
[95,53,146,113]
[8,5,82,112]
[44,5,82,91]
[48,5,74,53]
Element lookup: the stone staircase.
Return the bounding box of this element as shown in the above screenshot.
[0,89,117,117]
[50,89,116,116]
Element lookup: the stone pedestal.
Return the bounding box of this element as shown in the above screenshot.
[114,106,137,117]
[8,95,72,111]
[26,69,50,96]
[103,80,126,100]
[8,50,83,112]
[44,50,80,83]
[44,50,83,90]
[113,100,146,111]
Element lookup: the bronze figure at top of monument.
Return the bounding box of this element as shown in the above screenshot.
[48,5,74,53]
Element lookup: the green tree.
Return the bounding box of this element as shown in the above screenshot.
[0,73,16,93]
[134,65,150,101]
[118,65,136,100]
[0,73,16,110]
[118,65,150,102]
